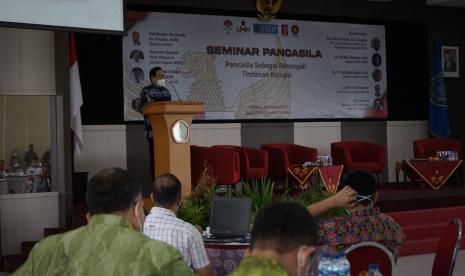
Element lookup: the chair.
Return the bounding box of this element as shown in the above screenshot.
[212,145,268,180]
[344,241,395,276]
[190,145,241,192]
[260,143,317,177]
[413,138,463,160]
[432,218,462,276]
[331,141,385,183]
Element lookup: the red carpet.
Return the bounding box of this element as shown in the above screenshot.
[388,206,465,256]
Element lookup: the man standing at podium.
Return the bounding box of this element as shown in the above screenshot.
[132,66,171,180]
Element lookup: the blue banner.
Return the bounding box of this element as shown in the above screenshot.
[429,36,449,138]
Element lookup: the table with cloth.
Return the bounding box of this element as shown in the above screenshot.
[287,164,344,193]
[395,159,463,189]
[204,243,249,276]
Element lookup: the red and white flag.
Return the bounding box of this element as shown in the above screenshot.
[69,33,84,153]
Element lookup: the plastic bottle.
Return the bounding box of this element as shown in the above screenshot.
[338,253,350,276]
[368,263,383,276]
[318,253,331,276]
[329,253,342,276]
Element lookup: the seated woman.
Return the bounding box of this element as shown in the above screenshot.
[317,169,405,258]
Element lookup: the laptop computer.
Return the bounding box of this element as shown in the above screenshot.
[203,197,252,243]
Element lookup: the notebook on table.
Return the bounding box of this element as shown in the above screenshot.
[203,197,252,243]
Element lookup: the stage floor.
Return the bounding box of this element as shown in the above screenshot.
[377,181,465,212]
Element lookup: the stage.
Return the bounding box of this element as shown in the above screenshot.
[377,180,465,212]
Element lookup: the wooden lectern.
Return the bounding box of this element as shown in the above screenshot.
[143,101,204,196]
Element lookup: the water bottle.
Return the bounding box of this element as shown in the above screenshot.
[324,253,336,276]
[329,253,342,276]
[368,263,383,276]
[318,253,331,276]
[338,253,350,276]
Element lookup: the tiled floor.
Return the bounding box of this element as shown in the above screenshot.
[394,249,465,275]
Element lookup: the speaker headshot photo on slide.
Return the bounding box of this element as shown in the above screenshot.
[372,68,382,82]
[130,49,145,64]
[131,67,144,83]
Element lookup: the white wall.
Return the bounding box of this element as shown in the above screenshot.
[74,125,127,179]
[294,122,342,155]
[386,121,428,182]
[0,192,59,255]
[191,123,241,147]
[0,27,55,96]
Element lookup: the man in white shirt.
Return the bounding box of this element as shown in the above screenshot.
[144,173,212,276]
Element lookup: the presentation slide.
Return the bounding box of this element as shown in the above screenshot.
[0,0,124,32]
[123,12,387,121]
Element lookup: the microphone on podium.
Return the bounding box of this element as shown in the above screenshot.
[167,81,182,101]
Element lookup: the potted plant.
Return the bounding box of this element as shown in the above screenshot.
[178,162,217,228]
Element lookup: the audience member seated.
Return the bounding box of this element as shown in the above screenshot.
[230,202,318,276]
[318,169,405,258]
[14,168,194,275]
[144,173,212,276]
[230,185,357,275]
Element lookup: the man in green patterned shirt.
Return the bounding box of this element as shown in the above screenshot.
[13,168,194,276]
[231,202,319,276]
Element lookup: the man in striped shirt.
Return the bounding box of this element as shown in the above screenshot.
[144,173,212,276]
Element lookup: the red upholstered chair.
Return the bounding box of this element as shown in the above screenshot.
[260,144,317,177]
[331,141,385,183]
[432,218,462,276]
[413,138,463,159]
[212,145,268,180]
[190,145,241,190]
[345,241,395,276]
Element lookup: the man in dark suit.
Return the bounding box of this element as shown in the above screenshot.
[131,67,171,180]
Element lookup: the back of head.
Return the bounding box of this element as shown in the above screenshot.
[152,173,182,208]
[250,202,317,254]
[87,168,141,215]
[340,169,377,205]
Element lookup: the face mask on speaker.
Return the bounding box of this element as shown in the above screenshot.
[156,78,166,87]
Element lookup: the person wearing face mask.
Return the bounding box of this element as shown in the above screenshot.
[144,173,212,276]
[14,168,194,276]
[132,66,171,180]
[231,202,319,276]
[318,169,405,258]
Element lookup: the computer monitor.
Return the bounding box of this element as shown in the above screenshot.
[210,197,252,237]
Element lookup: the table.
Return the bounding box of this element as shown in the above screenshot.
[3,175,43,194]
[204,243,248,276]
[396,159,464,190]
[287,164,344,193]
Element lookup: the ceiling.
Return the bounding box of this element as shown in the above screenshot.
[427,0,465,7]
[362,0,465,7]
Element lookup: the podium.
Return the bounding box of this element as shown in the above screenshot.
[143,101,204,196]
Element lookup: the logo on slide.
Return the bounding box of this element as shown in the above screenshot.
[281,24,288,36]
[253,23,278,34]
[291,25,299,35]
[236,20,250,33]
[223,19,233,33]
